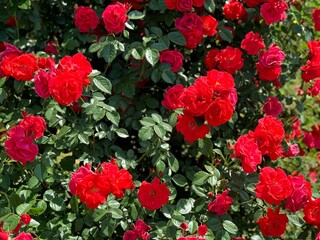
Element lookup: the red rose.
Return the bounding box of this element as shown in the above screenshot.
[176,110,210,143]
[34,70,52,98]
[301,58,320,82]
[14,232,34,240]
[201,15,218,36]
[244,0,261,7]
[260,0,288,25]
[162,84,185,110]
[123,219,151,240]
[58,53,92,86]
[76,173,111,209]
[223,0,247,20]
[208,189,233,216]
[312,9,320,31]
[0,231,9,240]
[74,6,99,33]
[197,224,208,236]
[165,0,177,10]
[263,97,283,117]
[207,69,235,92]
[257,44,285,81]
[253,116,284,160]
[20,214,31,225]
[19,112,46,139]
[234,133,262,173]
[205,98,234,128]
[5,126,38,166]
[176,0,193,12]
[44,41,58,55]
[98,160,135,198]
[1,53,38,81]
[307,39,320,59]
[102,2,128,35]
[309,79,320,96]
[215,46,244,74]
[255,167,293,205]
[68,164,93,195]
[159,49,184,72]
[303,198,320,226]
[181,77,213,116]
[48,70,83,105]
[303,124,320,149]
[241,31,265,55]
[37,56,55,71]
[204,48,219,70]
[138,177,170,210]
[257,208,288,237]
[175,13,203,49]
[0,43,22,63]
[285,175,312,212]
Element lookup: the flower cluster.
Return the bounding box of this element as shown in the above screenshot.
[123,219,151,240]
[4,112,46,165]
[233,116,284,173]
[163,69,237,143]
[69,159,135,208]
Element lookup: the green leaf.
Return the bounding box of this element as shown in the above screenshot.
[18,0,31,9]
[0,77,5,87]
[288,215,304,227]
[29,200,47,215]
[28,176,40,188]
[140,117,156,127]
[92,209,108,222]
[168,32,186,45]
[49,197,66,212]
[176,199,194,214]
[219,27,233,43]
[204,0,215,13]
[172,174,188,187]
[3,214,20,231]
[14,80,25,93]
[101,43,117,63]
[192,171,210,185]
[131,47,144,60]
[109,208,123,219]
[154,124,165,138]
[138,126,154,141]
[115,128,129,138]
[145,48,159,66]
[78,133,89,145]
[223,220,238,235]
[168,153,179,172]
[89,43,101,53]
[162,71,175,83]
[128,10,145,19]
[106,110,120,126]
[16,203,32,215]
[93,76,112,94]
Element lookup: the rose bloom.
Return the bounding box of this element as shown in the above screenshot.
[241,32,265,55]
[44,41,58,55]
[14,232,34,240]
[244,0,261,7]
[20,214,31,225]
[162,84,185,110]
[207,69,235,92]
[1,53,38,81]
[234,133,262,173]
[174,0,193,12]
[19,112,46,139]
[159,49,184,72]
[312,9,320,31]
[0,231,9,240]
[303,124,320,149]
[215,46,244,75]
[309,79,320,96]
[283,143,299,157]
[181,77,213,116]
[138,177,170,210]
[285,175,312,212]
[76,173,111,209]
[175,13,203,49]
[301,58,320,82]
[192,0,205,7]
[223,0,247,20]
[256,44,285,81]
[204,48,219,70]
[303,198,320,226]
[255,167,293,205]
[257,208,288,237]
[97,160,135,199]
[208,189,233,216]
[197,224,208,236]
[68,164,93,195]
[102,2,128,34]
[5,126,38,166]
[123,219,151,240]
[205,98,234,128]
[58,52,92,86]
[74,6,99,33]
[176,111,210,143]
[260,0,288,25]
[263,97,283,117]
[34,69,52,98]
[0,42,22,62]
[48,70,84,105]
[201,15,218,36]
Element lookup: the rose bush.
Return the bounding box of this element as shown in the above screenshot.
[0,0,320,239]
